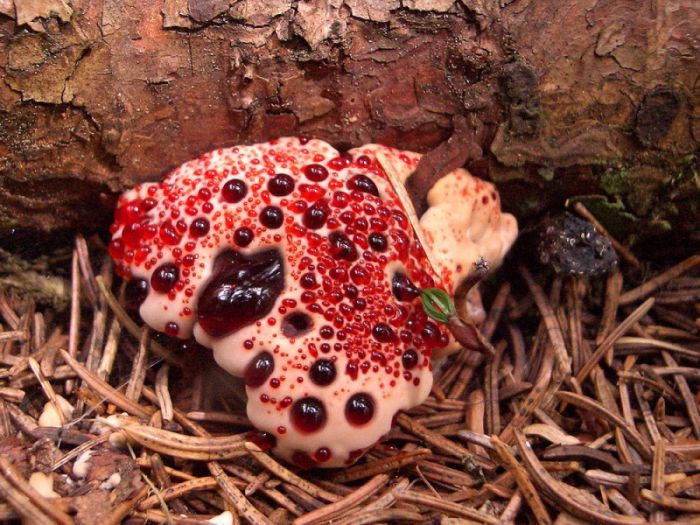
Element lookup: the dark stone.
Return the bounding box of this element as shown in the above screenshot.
[537,213,618,276]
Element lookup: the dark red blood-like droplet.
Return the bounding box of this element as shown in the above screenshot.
[165,322,179,337]
[309,359,336,386]
[159,221,181,245]
[124,278,149,310]
[247,431,276,451]
[260,206,284,229]
[392,272,420,301]
[368,232,387,252]
[121,222,142,247]
[303,164,329,182]
[372,323,396,343]
[347,174,379,196]
[303,199,329,229]
[151,263,179,293]
[233,227,254,247]
[345,393,374,426]
[197,249,284,337]
[300,272,317,289]
[422,321,442,347]
[314,447,332,463]
[189,217,210,238]
[268,173,295,196]
[328,232,358,261]
[244,351,275,387]
[291,397,326,433]
[292,451,317,469]
[108,238,124,259]
[221,179,248,203]
[281,312,313,337]
[402,349,418,369]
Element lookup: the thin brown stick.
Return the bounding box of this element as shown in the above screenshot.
[661,351,700,439]
[396,489,500,524]
[513,431,645,525]
[59,349,153,418]
[485,340,506,435]
[491,435,551,525]
[95,276,183,366]
[571,201,640,267]
[332,508,424,525]
[576,298,655,383]
[619,254,700,305]
[555,391,652,460]
[125,327,149,401]
[599,269,623,365]
[519,266,571,379]
[75,234,99,306]
[138,477,219,510]
[641,489,700,512]
[332,448,431,483]
[245,442,340,503]
[396,412,489,468]
[155,363,173,422]
[27,356,67,425]
[650,439,666,522]
[293,474,389,525]
[66,249,81,393]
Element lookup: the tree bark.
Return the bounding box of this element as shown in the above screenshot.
[0,1,698,250]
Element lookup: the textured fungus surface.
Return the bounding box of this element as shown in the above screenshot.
[108,137,517,466]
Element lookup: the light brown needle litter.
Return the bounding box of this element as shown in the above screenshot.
[0,235,697,523]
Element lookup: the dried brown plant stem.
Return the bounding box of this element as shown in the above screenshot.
[60,349,153,418]
[576,298,655,383]
[293,474,389,525]
[491,435,551,525]
[245,442,340,503]
[513,431,645,525]
[332,448,431,483]
[396,489,500,524]
[619,254,700,305]
[95,276,183,366]
[66,249,81,394]
[571,201,640,267]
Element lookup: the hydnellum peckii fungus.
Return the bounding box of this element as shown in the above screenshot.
[108,138,517,468]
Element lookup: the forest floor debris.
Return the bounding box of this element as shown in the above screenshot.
[0,236,698,524]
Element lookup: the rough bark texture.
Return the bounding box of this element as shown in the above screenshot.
[0,1,698,251]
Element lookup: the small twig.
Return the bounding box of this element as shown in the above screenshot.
[60,349,153,418]
[576,298,655,383]
[293,474,389,525]
[571,201,640,267]
[125,327,150,402]
[396,489,500,524]
[332,448,431,483]
[245,442,340,503]
[95,276,183,366]
[491,435,551,525]
[619,254,700,305]
[66,250,81,394]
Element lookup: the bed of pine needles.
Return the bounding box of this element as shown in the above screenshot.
[0,232,698,525]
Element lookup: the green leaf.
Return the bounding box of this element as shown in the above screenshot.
[420,288,455,325]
